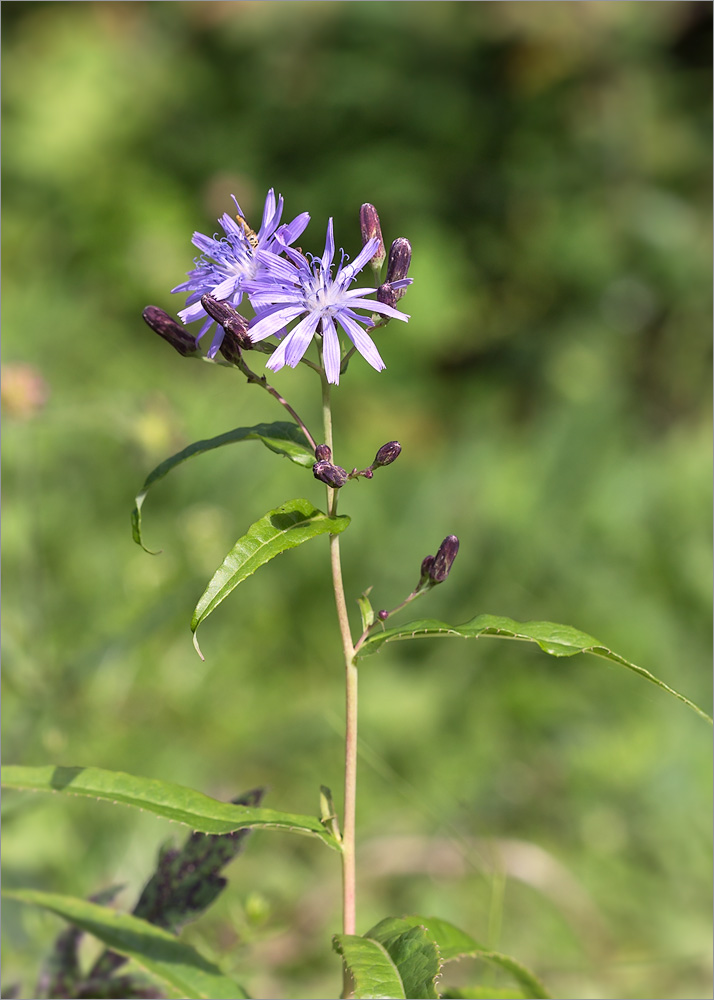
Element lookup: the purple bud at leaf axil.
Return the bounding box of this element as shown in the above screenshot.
[315,444,332,462]
[429,535,460,583]
[142,306,199,357]
[313,460,348,489]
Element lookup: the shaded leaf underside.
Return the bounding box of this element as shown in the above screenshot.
[132,422,314,552]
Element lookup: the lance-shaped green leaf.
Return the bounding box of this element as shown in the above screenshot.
[0,766,339,849]
[356,614,712,723]
[4,889,249,1000]
[131,422,314,552]
[191,499,350,658]
[368,917,550,999]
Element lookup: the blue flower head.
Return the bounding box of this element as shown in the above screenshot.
[172,189,309,358]
[245,219,412,385]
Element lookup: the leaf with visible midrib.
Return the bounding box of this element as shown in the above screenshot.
[191,498,349,658]
[3,889,249,1000]
[355,614,712,723]
[0,765,339,849]
[131,422,314,552]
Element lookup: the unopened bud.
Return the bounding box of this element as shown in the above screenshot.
[376,282,397,310]
[313,460,348,489]
[377,609,389,621]
[360,203,386,272]
[430,535,460,583]
[201,295,253,349]
[384,237,413,304]
[385,238,412,284]
[419,554,435,586]
[315,444,332,462]
[142,306,199,357]
[372,441,401,469]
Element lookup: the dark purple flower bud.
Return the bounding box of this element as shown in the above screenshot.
[430,535,460,583]
[372,440,401,469]
[142,306,199,357]
[384,238,412,304]
[313,460,348,489]
[200,294,253,349]
[419,554,435,586]
[360,203,386,271]
[315,444,332,462]
[385,238,412,284]
[377,609,389,621]
[376,282,397,310]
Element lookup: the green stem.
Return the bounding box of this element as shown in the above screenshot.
[234,355,318,452]
[321,375,358,995]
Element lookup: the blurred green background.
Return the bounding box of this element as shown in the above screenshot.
[2,3,712,998]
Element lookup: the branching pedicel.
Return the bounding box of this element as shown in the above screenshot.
[4,190,709,1000]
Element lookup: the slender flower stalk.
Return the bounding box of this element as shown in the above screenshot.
[320,374,358,995]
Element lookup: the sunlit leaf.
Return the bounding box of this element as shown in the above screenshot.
[3,890,249,1000]
[191,498,349,658]
[356,614,712,723]
[0,766,339,849]
[131,422,314,552]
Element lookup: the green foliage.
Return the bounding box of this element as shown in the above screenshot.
[1,766,339,848]
[191,499,350,658]
[333,935,410,1000]
[4,890,249,1000]
[337,916,549,999]
[132,422,314,552]
[357,614,712,722]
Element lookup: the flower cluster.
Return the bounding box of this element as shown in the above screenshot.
[172,189,309,358]
[170,191,412,384]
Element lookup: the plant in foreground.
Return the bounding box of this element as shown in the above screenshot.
[3,193,711,1000]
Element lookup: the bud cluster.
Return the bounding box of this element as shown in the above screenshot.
[417,535,460,589]
[312,445,348,489]
[359,203,412,314]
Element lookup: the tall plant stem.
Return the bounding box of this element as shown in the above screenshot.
[321,376,358,972]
